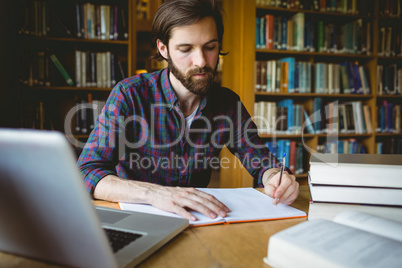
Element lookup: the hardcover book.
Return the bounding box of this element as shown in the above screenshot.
[265,210,402,268]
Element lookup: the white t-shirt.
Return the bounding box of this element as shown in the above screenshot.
[185,106,198,129]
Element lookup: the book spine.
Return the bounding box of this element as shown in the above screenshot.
[281,17,288,50]
[50,54,74,86]
[256,18,261,49]
[81,51,87,87]
[268,15,274,50]
[114,5,119,40]
[75,50,81,87]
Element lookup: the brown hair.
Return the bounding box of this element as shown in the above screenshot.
[151,0,225,61]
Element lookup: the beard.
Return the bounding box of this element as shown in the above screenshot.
[167,53,217,96]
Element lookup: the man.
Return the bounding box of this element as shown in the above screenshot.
[78,0,299,221]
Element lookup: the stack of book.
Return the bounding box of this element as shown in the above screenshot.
[308,153,402,221]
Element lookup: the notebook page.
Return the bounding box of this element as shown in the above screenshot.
[118,202,225,226]
[119,188,306,226]
[201,188,307,223]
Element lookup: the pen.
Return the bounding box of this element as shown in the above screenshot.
[276,153,286,205]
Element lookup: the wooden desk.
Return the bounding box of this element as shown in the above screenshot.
[0,186,309,268]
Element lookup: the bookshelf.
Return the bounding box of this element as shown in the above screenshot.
[219,0,402,188]
[12,0,163,149]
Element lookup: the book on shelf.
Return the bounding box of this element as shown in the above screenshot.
[254,99,310,135]
[75,50,121,88]
[73,2,126,40]
[20,100,54,130]
[264,210,402,268]
[254,101,276,134]
[275,106,288,133]
[309,153,402,206]
[315,61,370,95]
[18,0,51,37]
[49,54,74,86]
[308,201,402,222]
[119,188,306,227]
[379,0,402,18]
[257,0,374,16]
[266,140,305,174]
[376,101,402,133]
[311,98,372,134]
[277,99,294,133]
[377,64,401,95]
[74,93,106,135]
[316,139,367,154]
[256,13,371,54]
[376,138,402,154]
[378,26,402,57]
[20,49,53,87]
[254,58,312,93]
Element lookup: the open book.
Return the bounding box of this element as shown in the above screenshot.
[265,210,402,268]
[119,188,306,226]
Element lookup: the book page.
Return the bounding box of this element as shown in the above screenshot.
[118,202,225,226]
[333,210,402,242]
[201,188,306,223]
[119,188,306,226]
[266,219,402,268]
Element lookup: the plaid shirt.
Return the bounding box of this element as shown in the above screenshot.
[78,68,286,194]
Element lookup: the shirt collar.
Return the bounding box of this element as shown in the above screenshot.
[160,68,178,111]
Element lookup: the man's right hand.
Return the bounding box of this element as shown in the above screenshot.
[93,175,230,221]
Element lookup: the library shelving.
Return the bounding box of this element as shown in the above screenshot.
[219,0,401,188]
[12,0,163,151]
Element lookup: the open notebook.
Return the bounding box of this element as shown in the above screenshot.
[119,188,307,226]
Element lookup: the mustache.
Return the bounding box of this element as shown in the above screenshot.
[187,67,214,76]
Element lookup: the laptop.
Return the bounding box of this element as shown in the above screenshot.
[0,129,189,268]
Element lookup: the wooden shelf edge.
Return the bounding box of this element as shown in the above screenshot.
[259,133,375,139]
[66,134,90,139]
[24,86,113,92]
[19,35,129,45]
[317,133,373,138]
[259,133,316,139]
[255,92,373,98]
[376,94,402,98]
[375,132,402,137]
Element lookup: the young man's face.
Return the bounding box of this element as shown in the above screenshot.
[161,17,220,96]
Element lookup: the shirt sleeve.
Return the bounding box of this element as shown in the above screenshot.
[77,82,130,194]
[226,98,292,187]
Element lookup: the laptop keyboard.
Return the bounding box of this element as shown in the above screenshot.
[104,228,143,253]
